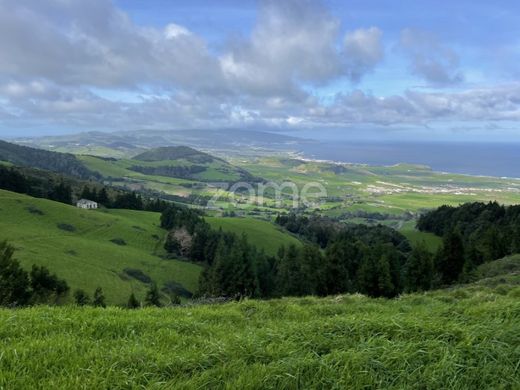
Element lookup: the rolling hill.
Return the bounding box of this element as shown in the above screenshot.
[205,216,302,256]
[80,146,259,183]
[0,189,202,304]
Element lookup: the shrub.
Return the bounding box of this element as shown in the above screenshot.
[73,289,90,306]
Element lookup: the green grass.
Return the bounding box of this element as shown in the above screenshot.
[400,220,443,252]
[206,217,302,256]
[473,254,520,281]
[0,278,518,389]
[0,189,202,304]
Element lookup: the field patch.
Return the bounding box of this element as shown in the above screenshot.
[206,216,302,256]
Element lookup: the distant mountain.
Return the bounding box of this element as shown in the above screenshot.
[0,140,97,179]
[13,129,311,158]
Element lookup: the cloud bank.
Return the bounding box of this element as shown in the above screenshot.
[0,0,518,135]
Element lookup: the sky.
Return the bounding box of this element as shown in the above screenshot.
[0,0,519,141]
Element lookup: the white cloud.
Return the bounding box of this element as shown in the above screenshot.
[344,27,384,82]
[400,28,463,85]
[0,0,517,135]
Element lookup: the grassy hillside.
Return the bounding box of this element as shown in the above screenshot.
[80,147,256,183]
[206,216,302,256]
[0,189,202,304]
[0,277,518,388]
[399,220,443,252]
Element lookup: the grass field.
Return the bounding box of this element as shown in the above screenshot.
[0,189,202,304]
[0,273,518,389]
[399,220,443,252]
[205,216,302,256]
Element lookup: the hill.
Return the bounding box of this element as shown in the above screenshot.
[0,140,95,179]
[205,216,302,256]
[133,146,222,163]
[0,274,517,388]
[0,189,202,304]
[79,146,260,198]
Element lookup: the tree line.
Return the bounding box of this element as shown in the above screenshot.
[417,202,520,283]
[160,206,444,298]
[162,203,520,300]
[0,164,171,211]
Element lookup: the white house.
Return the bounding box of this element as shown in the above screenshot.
[76,199,98,210]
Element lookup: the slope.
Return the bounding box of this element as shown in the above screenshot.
[205,216,302,256]
[80,147,258,183]
[0,189,202,304]
[0,140,95,179]
[0,274,517,388]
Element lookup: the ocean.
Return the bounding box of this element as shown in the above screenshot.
[297,141,520,178]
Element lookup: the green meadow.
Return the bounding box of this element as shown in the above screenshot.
[0,271,518,389]
[0,189,201,304]
[206,216,302,256]
[399,220,443,252]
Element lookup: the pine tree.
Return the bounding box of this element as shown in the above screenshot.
[80,186,92,200]
[300,244,324,295]
[73,289,90,306]
[404,243,434,292]
[0,241,31,306]
[29,265,69,303]
[97,188,110,206]
[322,240,358,295]
[436,230,465,284]
[357,245,395,298]
[276,244,304,296]
[49,182,73,204]
[127,292,140,309]
[145,283,162,307]
[510,223,520,254]
[92,287,106,308]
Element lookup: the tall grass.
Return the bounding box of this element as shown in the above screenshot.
[0,281,518,389]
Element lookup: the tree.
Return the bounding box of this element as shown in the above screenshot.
[299,245,324,295]
[145,283,162,307]
[168,293,181,305]
[276,244,305,296]
[29,265,69,303]
[436,230,465,284]
[127,292,140,309]
[0,241,31,306]
[73,289,90,306]
[80,185,92,200]
[357,245,396,298]
[164,233,181,254]
[49,182,72,204]
[97,187,110,206]
[92,287,106,308]
[322,240,359,295]
[404,243,434,292]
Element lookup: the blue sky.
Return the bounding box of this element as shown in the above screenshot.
[0,0,519,141]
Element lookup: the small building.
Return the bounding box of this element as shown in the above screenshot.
[76,199,98,210]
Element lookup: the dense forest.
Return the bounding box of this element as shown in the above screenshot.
[418,202,520,282]
[160,204,520,300]
[0,140,97,179]
[161,207,432,298]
